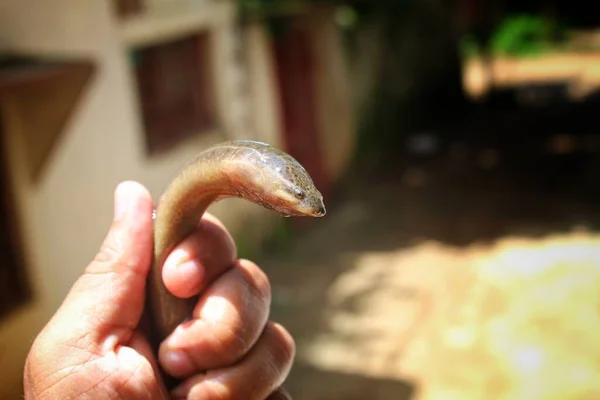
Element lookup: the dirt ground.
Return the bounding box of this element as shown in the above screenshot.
[257,101,600,399]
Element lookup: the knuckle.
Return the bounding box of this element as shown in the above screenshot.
[92,241,121,267]
[265,323,296,373]
[174,319,253,369]
[197,218,237,261]
[179,381,230,400]
[87,227,140,277]
[237,260,271,306]
[89,225,126,273]
[211,324,251,365]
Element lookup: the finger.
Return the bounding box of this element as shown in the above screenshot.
[159,259,271,378]
[162,213,237,299]
[171,322,295,400]
[115,331,170,399]
[54,181,154,350]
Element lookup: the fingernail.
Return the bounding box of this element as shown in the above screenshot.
[163,248,190,271]
[113,182,130,221]
[164,249,200,277]
[162,350,194,377]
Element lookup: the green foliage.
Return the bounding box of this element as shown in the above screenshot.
[461,14,568,59]
[334,5,359,29]
[491,14,554,56]
[233,217,295,260]
[262,218,294,254]
[234,234,257,261]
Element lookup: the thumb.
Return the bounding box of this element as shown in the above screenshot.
[55,181,155,350]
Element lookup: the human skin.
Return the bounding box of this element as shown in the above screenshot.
[23,181,294,399]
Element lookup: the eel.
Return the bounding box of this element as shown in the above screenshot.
[146,140,326,359]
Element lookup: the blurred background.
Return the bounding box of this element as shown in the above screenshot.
[1,0,600,398]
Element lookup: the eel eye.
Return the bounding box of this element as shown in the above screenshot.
[293,188,305,200]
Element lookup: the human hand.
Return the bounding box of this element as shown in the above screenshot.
[24,181,294,399]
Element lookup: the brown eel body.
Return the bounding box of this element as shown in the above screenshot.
[146,140,325,362]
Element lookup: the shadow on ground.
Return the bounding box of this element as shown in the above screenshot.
[287,361,416,400]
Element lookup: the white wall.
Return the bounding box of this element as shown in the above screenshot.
[0,0,276,395]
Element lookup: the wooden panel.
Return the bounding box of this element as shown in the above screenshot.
[272,20,331,200]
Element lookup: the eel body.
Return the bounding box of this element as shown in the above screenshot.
[147,140,326,348]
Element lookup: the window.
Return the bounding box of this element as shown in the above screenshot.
[112,0,143,18]
[131,33,216,155]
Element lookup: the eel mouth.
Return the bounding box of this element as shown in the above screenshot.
[311,204,326,217]
[298,201,326,217]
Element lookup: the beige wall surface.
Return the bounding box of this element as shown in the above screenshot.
[0,2,356,396]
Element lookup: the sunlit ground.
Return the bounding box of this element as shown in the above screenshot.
[264,197,600,399]
[306,234,600,399]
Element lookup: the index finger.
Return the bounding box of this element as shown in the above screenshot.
[161,212,237,299]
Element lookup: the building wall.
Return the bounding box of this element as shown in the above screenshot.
[0,0,277,395]
[244,21,285,150]
[0,1,357,396]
